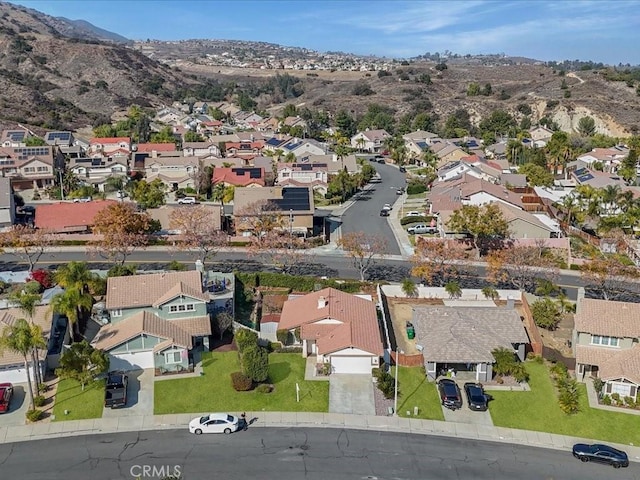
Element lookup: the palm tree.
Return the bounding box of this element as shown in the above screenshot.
[54,261,101,295]
[481,286,499,301]
[560,195,579,227]
[8,290,43,386]
[401,278,418,298]
[212,183,226,206]
[50,289,93,341]
[444,280,462,299]
[0,319,46,409]
[601,185,621,215]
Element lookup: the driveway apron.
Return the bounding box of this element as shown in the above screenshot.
[329,374,375,415]
[102,369,154,418]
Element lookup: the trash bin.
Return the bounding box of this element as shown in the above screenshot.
[406,321,415,340]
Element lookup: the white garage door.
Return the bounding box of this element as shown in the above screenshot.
[0,366,29,384]
[330,356,372,374]
[109,351,155,371]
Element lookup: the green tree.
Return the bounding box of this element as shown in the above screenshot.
[481,286,499,301]
[467,82,481,96]
[444,280,462,299]
[0,319,46,409]
[618,149,638,183]
[241,344,269,383]
[131,179,167,209]
[334,110,356,137]
[482,83,493,96]
[518,163,554,186]
[55,340,109,391]
[92,124,117,138]
[150,126,176,144]
[401,278,418,298]
[531,297,561,330]
[577,116,596,136]
[442,109,472,138]
[446,204,510,258]
[8,289,43,386]
[412,112,435,132]
[183,130,204,143]
[25,136,47,146]
[281,104,297,118]
[50,289,94,340]
[479,110,516,138]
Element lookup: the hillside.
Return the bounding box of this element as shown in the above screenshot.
[0,2,193,130]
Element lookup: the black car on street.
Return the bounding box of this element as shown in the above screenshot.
[572,443,629,468]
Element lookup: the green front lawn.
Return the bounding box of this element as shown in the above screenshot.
[154,352,329,415]
[490,361,640,445]
[396,366,445,421]
[52,378,105,421]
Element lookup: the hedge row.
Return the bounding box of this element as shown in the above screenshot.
[236,272,363,293]
[400,215,432,226]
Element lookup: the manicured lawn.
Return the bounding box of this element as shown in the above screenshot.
[52,378,105,421]
[490,361,640,445]
[396,366,445,421]
[154,352,329,415]
[406,193,426,200]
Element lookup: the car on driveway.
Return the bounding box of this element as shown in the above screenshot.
[189,413,239,435]
[407,224,437,235]
[405,211,421,217]
[104,372,128,408]
[463,382,491,411]
[178,196,197,204]
[0,383,13,413]
[437,379,462,410]
[572,443,629,468]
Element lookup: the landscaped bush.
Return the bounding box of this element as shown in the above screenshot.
[236,272,363,294]
[372,367,382,379]
[255,383,273,394]
[273,346,303,353]
[28,269,52,289]
[550,361,579,414]
[26,409,43,422]
[376,371,396,399]
[276,329,290,345]
[400,215,431,225]
[230,371,253,391]
[492,347,530,382]
[235,328,258,354]
[601,394,612,405]
[167,260,187,271]
[23,280,43,294]
[241,344,269,383]
[531,297,561,330]
[33,395,46,407]
[406,182,428,195]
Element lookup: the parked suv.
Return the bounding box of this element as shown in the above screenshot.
[178,196,196,204]
[407,224,437,235]
[437,378,462,410]
[463,382,492,411]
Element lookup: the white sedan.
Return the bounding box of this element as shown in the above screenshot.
[189,413,240,435]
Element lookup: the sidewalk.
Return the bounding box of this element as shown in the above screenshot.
[1,412,639,462]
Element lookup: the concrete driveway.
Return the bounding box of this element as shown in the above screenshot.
[102,369,154,418]
[441,401,494,426]
[0,384,29,426]
[329,374,375,415]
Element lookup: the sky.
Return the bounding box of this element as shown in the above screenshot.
[9,0,640,65]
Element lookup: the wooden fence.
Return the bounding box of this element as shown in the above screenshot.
[520,295,543,356]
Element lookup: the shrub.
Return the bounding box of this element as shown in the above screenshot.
[592,378,605,394]
[611,392,621,405]
[273,346,303,353]
[601,394,612,405]
[255,383,273,394]
[371,367,382,379]
[28,269,52,289]
[241,344,269,382]
[167,260,187,271]
[352,82,374,96]
[33,395,45,407]
[235,328,258,353]
[406,182,427,195]
[624,396,635,408]
[558,380,580,414]
[511,364,530,383]
[549,361,568,380]
[276,329,290,345]
[527,353,544,364]
[26,409,43,422]
[107,264,137,277]
[531,297,561,330]
[230,371,253,391]
[23,280,42,294]
[376,371,396,399]
[569,264,582,271]
[400,215,431,225]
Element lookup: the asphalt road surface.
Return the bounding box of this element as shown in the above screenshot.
[2,250,640,302]
[340,161,407,255]
[2,428,635,480]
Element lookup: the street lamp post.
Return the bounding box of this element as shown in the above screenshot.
[394,349,403,415]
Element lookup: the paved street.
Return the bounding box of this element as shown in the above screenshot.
[0,427,633,480]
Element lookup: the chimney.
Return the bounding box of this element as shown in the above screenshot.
[317,296,327,309]
[506,295,514,309]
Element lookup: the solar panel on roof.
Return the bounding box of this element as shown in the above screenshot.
[249,169,261,178]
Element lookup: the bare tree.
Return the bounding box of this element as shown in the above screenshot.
[0,225,54,271]
[169,205,228,267]
[486,245,559,291]
[337,232,386,281]
[214,311,234,340]
[410,238,468,286]
[582,256,638,301]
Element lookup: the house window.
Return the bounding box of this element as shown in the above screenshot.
[111,309,122,317]
[591,335,619,347]
[164,350,182,364]
[24,167,35,173]
[169,303,195,313]
[37,166,48,172]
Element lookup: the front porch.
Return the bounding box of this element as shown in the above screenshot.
[304,356,330,381]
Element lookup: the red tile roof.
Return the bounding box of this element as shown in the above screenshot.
[90,137,130,145]
[135,143,177,153]
[212,167,265,187]
[34,200,118,233]
[279,288,383,356]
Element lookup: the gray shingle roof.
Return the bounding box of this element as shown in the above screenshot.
[412,306,529,363]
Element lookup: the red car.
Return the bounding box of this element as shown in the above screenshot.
[0,383,13,413]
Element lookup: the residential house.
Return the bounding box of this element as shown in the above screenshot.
[135,143,179,155]
[182,141,221,158]
[192,101,209,114]
[89,137,131,156]
[0,177,14,228]
[145,156,199,191]
[0,146,64,190]
[277,162,330,194]
[281,116,308,131]
[0,306,70,384]
[485,142,508,160]
[282,138,327,157]
[44,131,75,147]
[431,142,468,168]
[574,298,640,401]
[155,107,183,124]
[92,270,215,373]
[233,111,264,129]
[571,168,626,189]
[225,140,265,159]
[212,167,265,188]
[350,129,391,153]
[197,120,224,136]
[576,147,629,171]
[412,305,528,382]
[1,128,34,148]
[233,186,314,236]
[528,126,555,147]
[500,173,528,188]
[69,156,128,191]
[278,288,383,374]
[34,200,118,233]
[494,202,558,239]
[437,159,501,183]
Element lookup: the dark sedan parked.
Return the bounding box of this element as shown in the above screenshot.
[572,443,629,468]
[437,378,462,410]
[463,383,492,411]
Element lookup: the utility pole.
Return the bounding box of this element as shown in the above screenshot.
[59,170,65,201]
